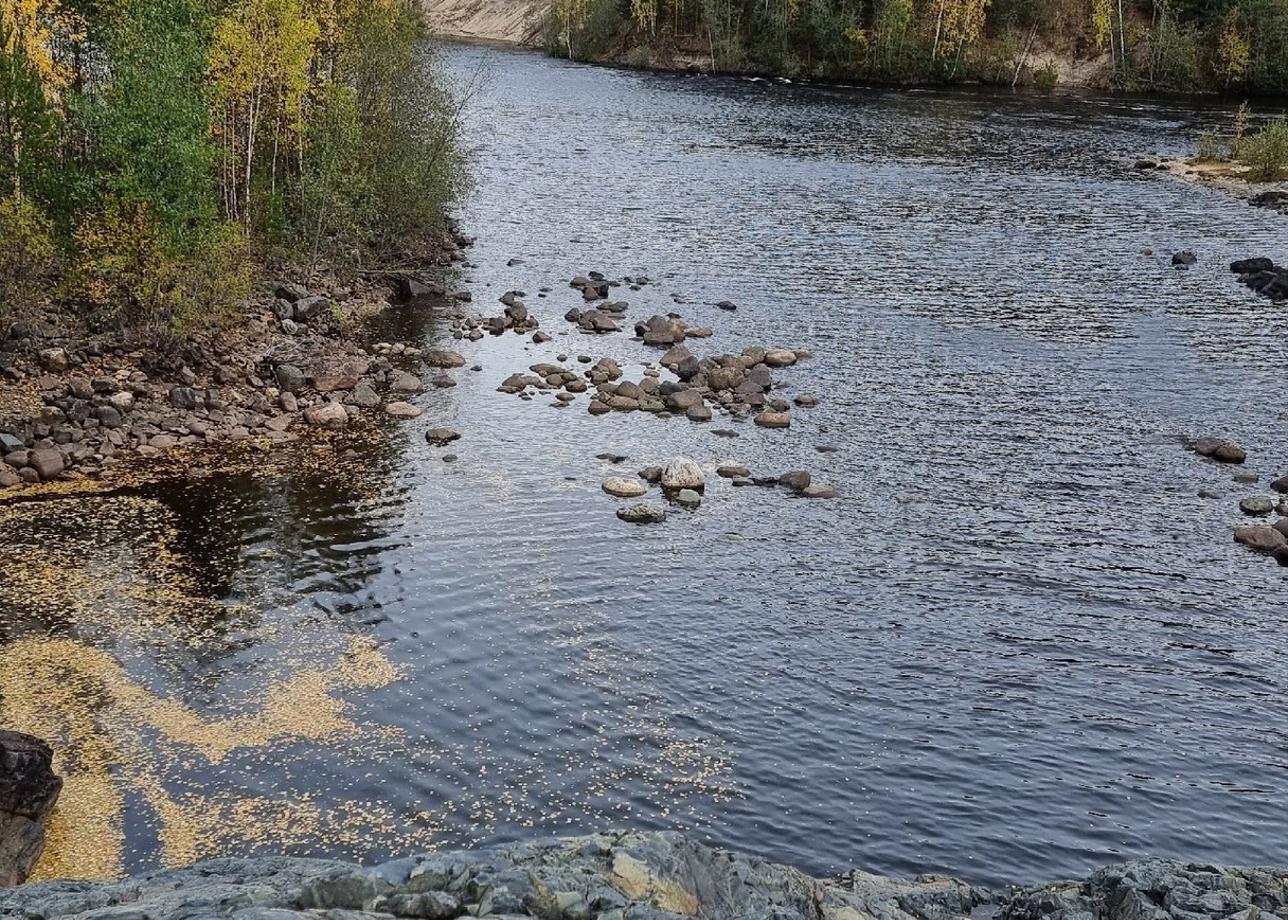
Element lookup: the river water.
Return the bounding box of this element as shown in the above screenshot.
[4,44,1288,888]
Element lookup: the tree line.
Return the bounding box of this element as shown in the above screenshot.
[547,0,1288,94]
[0,0,465,341]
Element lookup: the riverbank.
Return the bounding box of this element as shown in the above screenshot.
[0,228,476,495]
[1144,156,1288,216]
[3,830,1286,920]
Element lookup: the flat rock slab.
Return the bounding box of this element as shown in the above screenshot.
[4,832,1286,920]
[0,731,62,886]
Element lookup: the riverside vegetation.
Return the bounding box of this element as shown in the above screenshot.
[0,0,465,346]
[544,0,1288,92]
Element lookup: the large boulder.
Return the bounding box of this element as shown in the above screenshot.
[0,731,62,886]
[661,457,705,491]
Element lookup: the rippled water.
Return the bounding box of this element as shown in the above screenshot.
[5,45,1288,888]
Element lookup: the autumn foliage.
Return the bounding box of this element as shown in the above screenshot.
[548,0,1288,92]
[0,0,464,340]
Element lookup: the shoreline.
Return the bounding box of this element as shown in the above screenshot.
[0,227,476,498]
[2,830,1286,919]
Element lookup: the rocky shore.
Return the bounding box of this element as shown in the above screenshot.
[0,228,474,492]
[2,830,1286,920]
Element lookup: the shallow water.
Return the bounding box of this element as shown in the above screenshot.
[5,46,1288,888]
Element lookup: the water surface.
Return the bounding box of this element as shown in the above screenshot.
[3,46,1288,887]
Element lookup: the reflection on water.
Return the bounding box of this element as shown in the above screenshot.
[7,45,1288,889]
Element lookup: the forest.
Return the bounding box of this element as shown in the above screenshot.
[546,0,1288,93]
[0,0,464,343]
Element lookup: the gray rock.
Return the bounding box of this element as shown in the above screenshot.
[425,349,465,368]
[0,433,24,454]
[1240,496,1274,515]
[303,403,348,430]
[675,488,701,506]
[779,470,811,491]
[661,457,704,491]
[717,463,749,478]
[293,295,331,322]
[425,428,460,446]
[170,386,198,410]
[617,504,667,524]
[28,449,63,481]
[384,402,422,419]
[0,730,62,886]
[349,382,381,409]
[603,477,648,498]
[276,365,305,394]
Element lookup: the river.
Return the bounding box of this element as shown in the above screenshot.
[2,43,1287,888]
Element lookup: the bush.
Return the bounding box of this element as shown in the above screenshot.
[1034,61,1059,93]
[71,200,249,342]
[1241,119,1288,181]
[0,195,56,326]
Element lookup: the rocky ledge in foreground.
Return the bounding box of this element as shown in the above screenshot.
[4,831,1287,920]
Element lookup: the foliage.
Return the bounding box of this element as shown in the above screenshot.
[1240,119,1288,182]
[541,0,1288,92]
[0,0,464,345]
[0,191,54,323]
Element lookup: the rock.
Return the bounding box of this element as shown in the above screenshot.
[588,400,611,415]
[0,433,24,454]
[170,386,198,410]
[396,276,444,300]
[778,470,811,491]
[1235,525,1287,553]
[686,403,713,422]
[425,428,460,446]
[638,466,663,483]
[603,477,648,498]
[304,403,348,430]
[37,348,68,372]
[389,371,423,394]
[717,463,749,478]
[1240,495,1274,515]
[1172,250,1197,266]
[94,406,123,429]
[664,388,703,411]
[617,504,666,524]
[1234,471,1260,484]
[28,449,63,481]
[274,280,310,302]
[293,295,331,322]
[1274,475,1288,494]
[349,381,381,409]
[0,731,62,886]
[755,410,791,429]
[802,483,836,498]
[763,348,798,368]
[794,394,818,408]
[1190,437,1245,463]
[6,831,1288,920]
[661,457,704,491]
[275,364,306,394]
[0,467,17,488]
[716,300,737,311]
[384,402,422,419]
[109,391,135,413]
[425,349,465,368]
[1231,257,1275,274]
[674,488,701,506]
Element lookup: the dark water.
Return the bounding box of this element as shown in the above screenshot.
[5,45,1288,888]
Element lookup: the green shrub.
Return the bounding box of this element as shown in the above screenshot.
[1034,61,1059,93]
[0,194,56,326]
[71,199,250,342]
[1241,119,1288,181]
